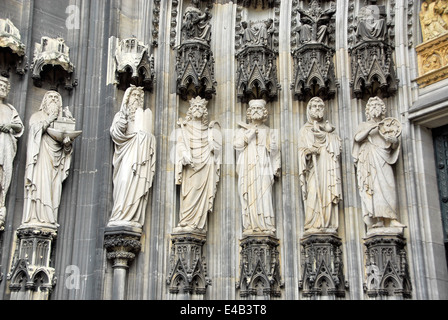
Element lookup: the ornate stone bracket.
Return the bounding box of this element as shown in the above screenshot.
[363,234,412,299]
[31,37,77,91]
[0,19,27,77]
[115,38,155,92]
[236,235,283,298]
[299,234,347,298]
[104,226,142,300]
[348,3,398,99]
[290,0,337,102]
[167,232,210,295]
[7,227,58,300]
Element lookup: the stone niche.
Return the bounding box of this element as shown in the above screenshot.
[0,19,27,77]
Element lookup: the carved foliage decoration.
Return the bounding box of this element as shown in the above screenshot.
[236,236,283,298]
[115,38,155,92]
[364,235,412,299]
[299,234,347,298]
[176,1,216,100]
[31,37,77,91]
[235,4,281,103]
[167,233,210,295]
[0,19,27,77]
[290,0,337,101]
[348,1,398,99]
[8,228,57,300]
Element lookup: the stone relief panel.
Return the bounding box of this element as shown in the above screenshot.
[290,0,337,101]
[0,19,27,77]
[235,2,281,103]
[416,0,448,87]
[348,1,398,99]
[31,37,77,91]
[0,76,24,231]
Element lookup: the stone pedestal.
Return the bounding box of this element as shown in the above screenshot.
[104,226,142,300]
[167,232,210,296]
[299,233,347,298]
[237,235,283,299]
[8,226,57,300]
[363,233,412,299]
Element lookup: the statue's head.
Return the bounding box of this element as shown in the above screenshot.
[187,96,209,124]
[122,85,144,118]
[307,97,325,123]
[247,99,268,123]
[40,90,63,116]
[0,76,11,99]
[365,96,386,121]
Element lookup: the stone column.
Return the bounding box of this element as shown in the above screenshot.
[104,226,142,300]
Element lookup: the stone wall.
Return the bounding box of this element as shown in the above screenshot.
[0,0,447,300]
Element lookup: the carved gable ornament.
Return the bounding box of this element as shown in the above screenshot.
[115,38,155,92]
[31,37,77,91]
[290,0,337,101]
[0,19,27,77]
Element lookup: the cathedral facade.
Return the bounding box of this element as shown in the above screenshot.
[0,0,447,300]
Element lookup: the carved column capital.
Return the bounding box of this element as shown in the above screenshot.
[104,227,142,269]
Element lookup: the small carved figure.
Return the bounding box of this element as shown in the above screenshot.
[234,99,281,235]
[0,76,24,229]
[355,5,388,42]
[174,96,222,234]
[296,0,336,45]
[239,19,275,49]
[108,86,156,230]
[352,97,405,234]
[181,4,212,44]
[22,91,80,228]
[298,97,342,234]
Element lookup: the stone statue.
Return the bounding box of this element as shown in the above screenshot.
[181,3,212,45]
[234,99,281,236]
[352,96,405,234]
[22,91,80,229]
[0,76,24,229]
[108,86,156,230]
[298,97,342,234]
[420,0,448,42]
[355,5,388,42]
[173,96,222,234]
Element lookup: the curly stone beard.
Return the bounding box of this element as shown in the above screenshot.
[127,96,143,120]
[44,101,62,117]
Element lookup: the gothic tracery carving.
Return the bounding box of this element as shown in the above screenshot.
[0,19,27,77]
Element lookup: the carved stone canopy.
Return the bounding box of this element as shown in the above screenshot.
[0,19,27,77]
[31,37,77,91]
[348,5,398,99]
[290,0,337,101]
[237,0,279,9]
[115,38,155,92]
